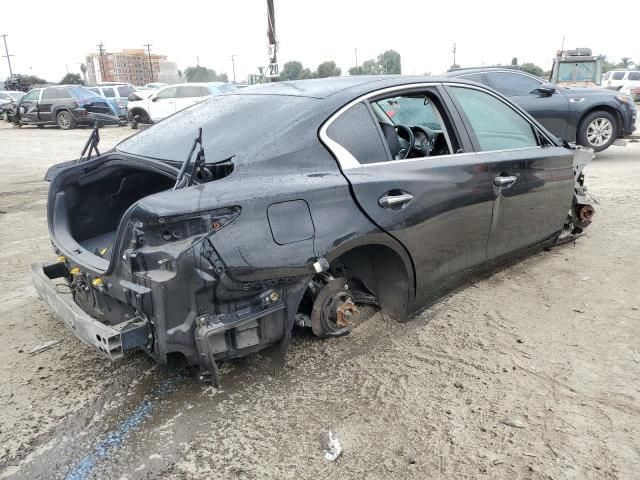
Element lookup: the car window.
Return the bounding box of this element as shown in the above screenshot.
[9,92,24,101]
[485,72,542,96]
[177,85,210,97]
[22,89,40,102]
[42,88,72,100]
[628,72,640,81]
[117,86,134,97]
[375,96,442,130]
[612,72,625,80]
[0,93,9,100]
[156,86,178,99]
[457,73,487,85]
[450,86,538,151]
[602,72,611,81]
[102,87,116,98]
[326,102,388,164]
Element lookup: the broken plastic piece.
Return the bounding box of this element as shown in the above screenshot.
[324,431,343,461]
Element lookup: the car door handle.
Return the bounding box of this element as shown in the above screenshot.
[493,175,518,189]
[378,192,414,208]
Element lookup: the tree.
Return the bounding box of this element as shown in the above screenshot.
[361,59,381,75]
[20,75,47,86]
[520,62,544,77]
[60,73,84,85]
[184,66,228,82]
[349,65,363,75]
[279,61,304,80]
[316,61,341,78]
[300,68,315,79]
[511,57,518,66]
[377,50,401,74]
[79,63,88,84]
[620,57,634,68]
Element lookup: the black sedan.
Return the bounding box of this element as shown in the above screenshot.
[31,76,595,384]
[446,67,637,152]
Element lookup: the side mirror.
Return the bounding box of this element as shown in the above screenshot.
[151,95,158,102]
[534,83,557,96]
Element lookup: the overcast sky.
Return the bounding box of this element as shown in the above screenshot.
[2,0,638,83]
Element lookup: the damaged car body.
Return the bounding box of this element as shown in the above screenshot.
[31,76,595,384]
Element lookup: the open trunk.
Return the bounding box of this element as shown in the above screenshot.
[52,161,176,268]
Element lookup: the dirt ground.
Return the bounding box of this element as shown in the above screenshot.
[0,122,638,480]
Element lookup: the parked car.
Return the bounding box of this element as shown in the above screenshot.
[145,82,168,90]
[14,85,122,129]
[446,67,637,151]
[126,82,237,128]
[87,84,135,119]
[601,70,640,95]
[32,76,595,384]
[0,90,24,122]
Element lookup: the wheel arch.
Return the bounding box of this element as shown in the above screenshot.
[578,104,622,136]
[325,239,414,321]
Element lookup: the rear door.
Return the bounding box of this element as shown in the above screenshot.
[322,84,494,303]
[485,71,570,139]
[148,86,178,121]
[18,89,41,123]
[446,84,574,260]
[39,87,73,123]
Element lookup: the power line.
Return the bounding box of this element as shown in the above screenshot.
[144,44,154,83]
[2,34,14,76]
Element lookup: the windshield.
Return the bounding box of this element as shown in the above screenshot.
[8,92,24,101]
[558,62,597,82]
[375,96,441,129]
[117,93,319,162]
[70,86,100,100]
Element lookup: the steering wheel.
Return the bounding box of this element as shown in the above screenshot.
[411,125,437,157]
[393,124,414,160]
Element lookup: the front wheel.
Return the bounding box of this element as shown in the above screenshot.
[577,111,617,152]
[56,110,76,130]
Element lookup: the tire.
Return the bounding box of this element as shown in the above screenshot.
[56,110,76,130]
[577,111,617,152]
[128,109,150,129]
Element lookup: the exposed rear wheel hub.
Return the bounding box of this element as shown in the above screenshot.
[311,277,358,338]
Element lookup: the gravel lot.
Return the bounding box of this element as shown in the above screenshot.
[0,122,638,479]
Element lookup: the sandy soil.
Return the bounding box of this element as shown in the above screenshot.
[0,122,638,479]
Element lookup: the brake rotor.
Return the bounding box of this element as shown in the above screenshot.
[311,277,358,338]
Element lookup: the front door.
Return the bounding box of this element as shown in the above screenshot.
[484,71,570,139]
[446,84,575,260]
[18,89,41,123]
[148,86,178,121]
[324,85,494,304]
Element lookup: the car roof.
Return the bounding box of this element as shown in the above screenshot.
[236,75,483,99]
[445,66,526,76]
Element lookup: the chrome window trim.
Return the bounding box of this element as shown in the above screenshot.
[319,82,554,170]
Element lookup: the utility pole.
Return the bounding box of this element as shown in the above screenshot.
[452,42,457,67]
[97,41,106,83]
[267,0,277,82]
[196,56,200,67]
[2,34,14,76]
[355,48,358,71]
[144,43,154,83]
[230,54,237,83]
[560,36,565,52]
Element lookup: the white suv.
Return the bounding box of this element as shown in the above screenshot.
[602,70,640,95]
[127,82,236,128]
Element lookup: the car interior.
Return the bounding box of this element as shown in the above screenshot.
[370,94,457,159]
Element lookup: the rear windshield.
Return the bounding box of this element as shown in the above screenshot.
[71,87,100,100]
[117,94,319,162]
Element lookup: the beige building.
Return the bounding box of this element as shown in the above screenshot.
[85,48,167,86]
